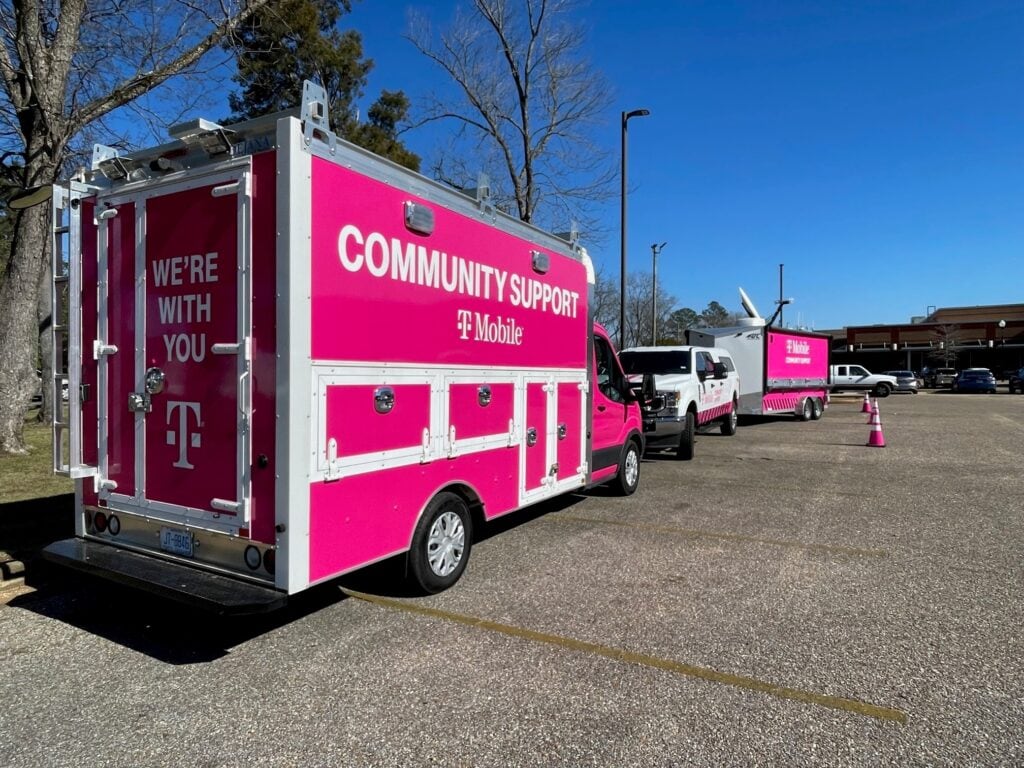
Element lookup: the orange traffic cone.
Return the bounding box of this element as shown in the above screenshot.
[861,392,872,413]
[866,397,876,423]
[867,401,886,447]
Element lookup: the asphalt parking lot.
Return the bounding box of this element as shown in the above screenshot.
[2,392,1022,766]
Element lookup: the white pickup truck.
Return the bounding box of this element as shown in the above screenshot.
[829,365,898,398]
[619,346,740,460]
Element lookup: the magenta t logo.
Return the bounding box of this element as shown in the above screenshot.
[166,400,202,469]
[456,309,472,340]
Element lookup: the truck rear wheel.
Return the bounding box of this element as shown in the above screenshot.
[677,410,696,460]
[720,400,738,436]
[409,492,472,594]
[611,439,641,496]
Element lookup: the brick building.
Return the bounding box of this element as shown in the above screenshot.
[823,303,1024,377]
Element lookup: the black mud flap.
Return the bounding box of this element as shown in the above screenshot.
[42,538,288,616]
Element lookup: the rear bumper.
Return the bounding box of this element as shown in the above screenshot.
[42,538,288,615]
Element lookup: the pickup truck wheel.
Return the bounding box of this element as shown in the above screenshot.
[720,401,738,436]
[810,397,824,420]
[874,383,892,398]
[612,440,641,496]
[676,410,696,460]
[408,492,472,594]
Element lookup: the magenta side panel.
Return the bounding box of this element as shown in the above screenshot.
[556,383,582,480]
[449,382,514,439]
[766,330,829,381]
[308,158,588,369]
[762,390,827,413]
[308,447,519,581]
[696,400,733,426]
[326,383,430,456]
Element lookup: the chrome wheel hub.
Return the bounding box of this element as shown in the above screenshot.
[427,511,465,577]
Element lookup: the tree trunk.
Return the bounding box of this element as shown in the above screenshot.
[38,250,55,425]
[0,203,50,453]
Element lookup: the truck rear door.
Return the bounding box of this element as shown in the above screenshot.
[95,167,253,541]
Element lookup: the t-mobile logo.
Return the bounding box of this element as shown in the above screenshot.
[457,309,473,340]
[166,400,202,469]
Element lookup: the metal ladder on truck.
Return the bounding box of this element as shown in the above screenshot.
[51,182,97,480]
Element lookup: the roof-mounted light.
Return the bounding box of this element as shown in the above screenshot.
[168,118,236,156]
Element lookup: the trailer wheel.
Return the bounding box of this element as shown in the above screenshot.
[720,400,738,436]
[612,439,641,496]
[800,397,813,421]
[409,492,472,594]
[810,397,824,420]
[676,410,696,460]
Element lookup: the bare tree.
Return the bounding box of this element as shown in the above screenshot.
[406,0,614,235]
[0,0,279,453]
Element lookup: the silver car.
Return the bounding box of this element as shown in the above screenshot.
[882,370,919,393]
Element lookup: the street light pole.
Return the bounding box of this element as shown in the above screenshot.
[650,241,666,344]
[620,108,650,350]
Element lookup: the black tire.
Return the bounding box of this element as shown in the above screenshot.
[720,400,738,436]
[408,492,472,594]
[874,383,892,398]
[611,439,641,496]
[799,397,813,421]
[810,397,824,420]
[676,410,696,460]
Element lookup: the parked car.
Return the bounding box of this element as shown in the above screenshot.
[953,368,997,394]
[881,370,919,393]
[1009,368,1024,394]
[922,367,957,388]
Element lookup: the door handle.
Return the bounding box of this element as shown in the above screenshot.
[597,405,607,412]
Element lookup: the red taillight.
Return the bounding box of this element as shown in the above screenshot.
[263,549,276,575]
[94,511,108,532]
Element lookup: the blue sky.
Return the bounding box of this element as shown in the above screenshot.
[277,2,1024,329]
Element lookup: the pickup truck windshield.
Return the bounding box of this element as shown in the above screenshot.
[619,351,691,375]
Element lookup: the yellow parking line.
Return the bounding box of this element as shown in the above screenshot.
[341,588,906,724]
[554,514,888,557]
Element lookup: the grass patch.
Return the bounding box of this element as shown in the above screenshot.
[0,408,74,504]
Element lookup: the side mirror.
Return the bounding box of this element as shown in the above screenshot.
[713,362,728,379]
[697,370,708,383]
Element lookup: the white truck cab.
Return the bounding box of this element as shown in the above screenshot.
[619,345,740,460]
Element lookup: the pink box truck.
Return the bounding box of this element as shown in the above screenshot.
[43,84,645,613]
[687,291,830,421]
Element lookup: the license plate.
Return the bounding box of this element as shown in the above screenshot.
[160,527,193,557]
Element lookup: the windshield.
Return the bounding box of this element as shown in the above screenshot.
[619,351,691,375]
[961,370,993,379]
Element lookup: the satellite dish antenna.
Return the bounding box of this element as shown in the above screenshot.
[738,286,762,320]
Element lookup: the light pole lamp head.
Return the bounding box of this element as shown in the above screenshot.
[998,319,1006,328]
[623,108,651,124]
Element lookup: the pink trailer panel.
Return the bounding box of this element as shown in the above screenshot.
[766,330,830,385]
